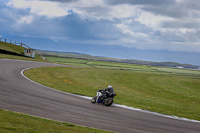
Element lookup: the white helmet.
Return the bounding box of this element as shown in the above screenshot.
[108,85,112,88]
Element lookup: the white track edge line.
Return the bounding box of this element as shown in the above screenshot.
[21,67,200,124]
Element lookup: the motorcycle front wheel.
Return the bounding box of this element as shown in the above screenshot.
[104,97,113,106]
[91,96,97,103]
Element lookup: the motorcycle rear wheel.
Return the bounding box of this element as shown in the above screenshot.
[104,97,113,106]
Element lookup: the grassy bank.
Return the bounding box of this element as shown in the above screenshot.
[0,109,112,133]
[0,41,45,62]
[24,66,200,121]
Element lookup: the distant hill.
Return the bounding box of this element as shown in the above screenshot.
[36,50,200,69]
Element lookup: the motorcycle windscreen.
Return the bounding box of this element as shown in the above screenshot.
[108,88,114,93]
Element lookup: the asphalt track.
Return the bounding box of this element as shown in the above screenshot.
[0,59,200,133]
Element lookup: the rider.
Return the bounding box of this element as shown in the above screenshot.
[98,85,114,100]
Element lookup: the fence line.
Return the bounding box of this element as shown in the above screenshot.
[0,37,36,58]
[0,37,31,49]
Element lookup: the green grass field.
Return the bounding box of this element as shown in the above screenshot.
[46,56,200,78]
[0,109,112,133]
[24,65,200,121]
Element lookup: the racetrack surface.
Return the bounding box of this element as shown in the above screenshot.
[0,59,200,133]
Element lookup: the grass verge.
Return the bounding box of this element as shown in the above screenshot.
[0,109,112,133]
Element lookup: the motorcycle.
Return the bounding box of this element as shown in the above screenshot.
[91,88,116,106]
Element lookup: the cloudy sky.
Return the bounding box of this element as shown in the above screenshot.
[0,0,200,65]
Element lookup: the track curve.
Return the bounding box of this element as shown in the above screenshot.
[0,59,200,133]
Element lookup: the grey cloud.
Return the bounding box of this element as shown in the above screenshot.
[106,0,174,6]
[181,0,200,11]
[27,0,77,2]
[142,6,187,18]
[161,21,200,29]
[141,0,200,18]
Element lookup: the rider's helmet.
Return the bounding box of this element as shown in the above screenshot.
[108,85,112,88]
[107,85,114,93]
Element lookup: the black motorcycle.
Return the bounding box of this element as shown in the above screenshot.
[91,88,116,106]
